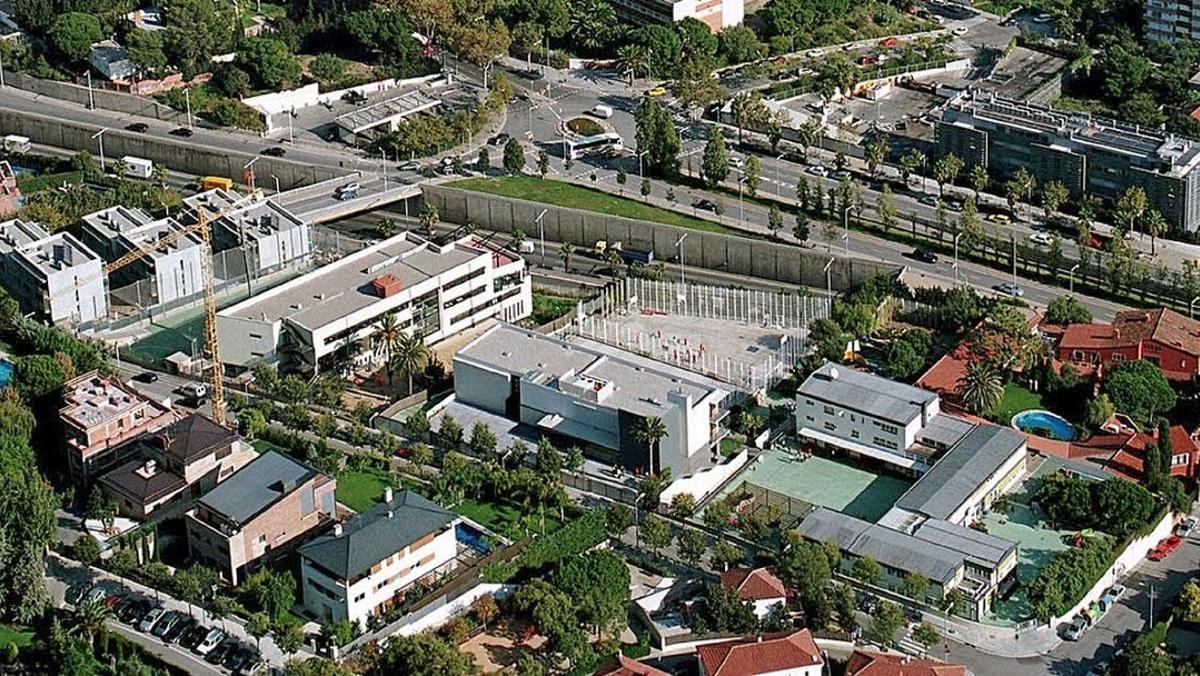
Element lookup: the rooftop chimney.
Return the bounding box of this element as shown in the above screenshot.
[142,459,156,475]
[383,487,393,503]
[333,523,343,537]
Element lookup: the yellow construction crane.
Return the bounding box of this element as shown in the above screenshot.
[96,189,263,427]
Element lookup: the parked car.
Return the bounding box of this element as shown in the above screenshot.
[729,156,745,169]
[488,133,511,147]
[1063,615,1089,641]
[225,645,256,672]
[206,638,239,664]
[1029,231,1054,246]
[1178,517,1197,537]
[952,26,969,36]
[169,127,194,137]
[260,147,286,157]
[912,248,939,264]
[151,611,181,638]
[138,607,166,633]
[1084,661,1109,676]
[118,599,149,624]
[692,199,717,212]
[1102,584,1127,606]
[194,628,226,656]
[995,282,1024,297]
[125,122,150,133]
[918,194,940,207]
[165,616,196,643]
[806,165,829,177]
[830,169,852,180]
[133,371,159,383]
[397,160,422,172]
[1149,535,1183,561]
[646,86,667,97]
[180,624,210,650]
[338,181,361,195]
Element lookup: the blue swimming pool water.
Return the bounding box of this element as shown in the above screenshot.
[1012,409,1077,442]
[0,360,13,389]
[456,523,491,554]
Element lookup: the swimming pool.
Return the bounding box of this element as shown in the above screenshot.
[456,523,492,554]
[1012,409,1077,442]
[0,359,12,389]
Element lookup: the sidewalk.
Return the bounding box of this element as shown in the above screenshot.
[930,611,1060,658]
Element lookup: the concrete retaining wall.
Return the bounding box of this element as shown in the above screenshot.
[421,186,900,290]
[0,108,347,187]
[7,72,193,125]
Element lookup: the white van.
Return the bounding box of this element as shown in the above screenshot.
[591,104,614,119]
[121,156,154,179]
[181,382,207,398]
[2,135,30,154]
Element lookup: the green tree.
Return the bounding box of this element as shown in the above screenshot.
[634,98,681,177]
[744,155,761,197]
[711,539,745,571]
[883,337,925,381]
[913,622,940,654]
[956,360,1004,414]
[246,613,270,650]
[678,529,706,565]
[718,25,766,63]
[641,514,672,555]
[904,572,931,601]
[900,149,923,186]
[1040,180,1070,220]
[71,535,101,566]
[767,205,783,238]
[468,422,498,458]
[605,502,633,537]
[852,556,882,586]
[1045,296,1093,325]
[236,37,302,89]
[272,621,306,660]
[389,332,428,395]
[125,29,168,75]
[47,13,102,63]
[1104,359,1176,421]
[1085,394,1116,428]
[163,0,234,78]
[476,148,491,173]
[503,138,526,175]
[968,164,989,198]
[669,493,697,518]
[864,137,888,180]
[878,184,898,231]
[1143,209,1167,256]
[437,414,464,451]
[640,179,652,200]
[779,539,830,602]
[932,154,964,198]
[344,9,417,66]
[793,212,810,242]
[865,602,904,651]
[1115,185,1148,235]
[701,125,729,188]
[309,54,348,83]
[537,150,550,178]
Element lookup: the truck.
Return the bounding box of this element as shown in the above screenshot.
[121,156,154,179]
[2,135,30,154]
[200,176,233,191]
[592,240,653,264]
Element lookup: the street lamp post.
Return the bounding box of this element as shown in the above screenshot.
[243,156,260,190]
[185,88,193,129]
[1011,235,1018,289]
[1146,583,1157,630]
[91,128,109,172]
[638,149,650,181]
[953,232,963,284]
[676,232,688,287]
[535,209,548,268]
[85,71,95,110]
[380,150,388,191]
[824,257,835,301]
[842,205,857,256]
[1068,263,1080,295]
[738,174,746,223]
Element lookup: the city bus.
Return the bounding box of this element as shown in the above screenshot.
[566,132,623,160]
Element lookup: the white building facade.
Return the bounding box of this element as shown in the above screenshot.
[0,219,108,324]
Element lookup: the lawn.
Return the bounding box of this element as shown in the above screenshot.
[450,176,737,235]
[530,292,579,326]
[989,383,1045,423]
[16,170,83,194]
[336,469,392,513]
[0,625,33,648]
[456,498,562,539]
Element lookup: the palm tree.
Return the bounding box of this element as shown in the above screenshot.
[70,597,110,649]
[616,43,651,86]
[956,361,1005,415]
[798,119,823,162]
[418,203,439,234]
[632,416,669,474]
[1143,209,1166,255]
[373,311,402,376]
[559,242,575,271]
[390,332,429,395]
[569,0,617,52]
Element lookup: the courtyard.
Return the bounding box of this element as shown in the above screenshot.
[708,447,912,524]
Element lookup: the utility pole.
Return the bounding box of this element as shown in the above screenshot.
[535,209,547,268]
[954,232,963,284]
[676,232,688,287]
[185,88,193,129]
[91,128,108,172]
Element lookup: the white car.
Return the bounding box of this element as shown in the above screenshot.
[807,165,829,177]
[1179,517,1198,537]
[194,628,226,656]
[138,607,165,633]
[338,181,361,194]
[951,26,968,36]
[995,282,1024,297]
[1029,232,1054,246]
[730,156,745,169]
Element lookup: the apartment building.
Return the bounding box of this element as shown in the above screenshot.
[0,219,107,325]
[298,488,459,626]
[1146,0,1200,43]
[936,90,1200,230]
[60,371,177,480]
[80,206,206,305]
[455,323,729,477]
[217,231,530,373]
[184,189,312,275]
[187,451,335,584]
[605,0,744,31]
[98,414,257,519]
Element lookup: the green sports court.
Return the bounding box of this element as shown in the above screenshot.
[711,447,913,523]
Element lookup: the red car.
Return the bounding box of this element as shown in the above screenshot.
[1149,535,1183,561]
[880,37,900,47]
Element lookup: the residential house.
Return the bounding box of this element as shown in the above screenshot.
[80,206,206,306]
[59,371,177,480]
[845,650,970,676]
[186,451,336,584]
[1056,308,1200,380]
[298,488,459,626]
[98,414,256,519]
[695,629,824,676]
[1104,423,1200,482]
[594,654,670,676]
[89,39,134,81]
[719,567,788,619]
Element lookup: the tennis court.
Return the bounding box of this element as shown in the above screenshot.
[710,448,912,523]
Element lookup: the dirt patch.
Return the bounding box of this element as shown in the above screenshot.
[460,621,547,673]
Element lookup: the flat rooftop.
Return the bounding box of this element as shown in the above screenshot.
[82,205,153,238]
[795,508,964,584]
[184,189,306,242]
[459,323,726,418]
[895,423,1027,520]
[334,90,442,134]
[220,231,484,330]
[61,374,150,428]
[798,362,938,426]
[0,219,102,275]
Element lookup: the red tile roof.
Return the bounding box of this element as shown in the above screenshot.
[695,630,822,676]
[719,567,788,602]
[594,654,669,676]
[845,650,968,676]
[1106,425,1198,482]
[1115,308,1200,357]
[1057,323,1126,351]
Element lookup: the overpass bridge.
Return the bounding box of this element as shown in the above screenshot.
[272,172,423,224]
